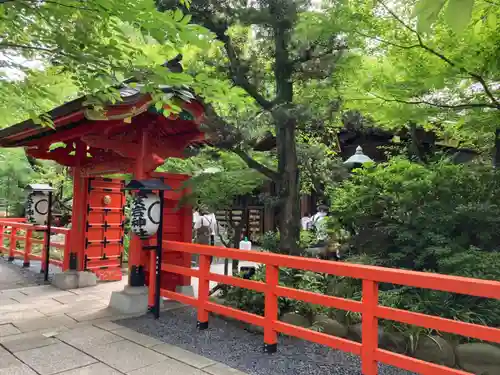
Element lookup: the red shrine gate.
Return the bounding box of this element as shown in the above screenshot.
[84,177,126,281]
[0,86,205,295]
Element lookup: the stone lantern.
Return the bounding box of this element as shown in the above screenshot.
[343,146,374,169]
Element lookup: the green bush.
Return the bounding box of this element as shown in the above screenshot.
[260,231,280,252]
[220,263,334,320]
[299,230,317,249]
[260,230,320,253]
[122,234,130,263]
[329,158,500,328]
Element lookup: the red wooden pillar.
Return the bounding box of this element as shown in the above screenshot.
[197,254,211,329]
[361,280,379,375]
[129,127,149,287]
[264,264,279,353]
[69,166,89,271]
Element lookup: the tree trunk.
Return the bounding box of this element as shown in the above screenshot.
[275,116,301,255]
[494,128,500,168]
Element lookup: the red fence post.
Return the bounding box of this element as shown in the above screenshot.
[264,264,279,353]
[197,254,211,330]
[0,224,4,255]
[148,246,157,309]
[362,280,379,375]
[40,231,47,273]
[62,231,71,271]
[8,226,16,262]
[23,229,32,268]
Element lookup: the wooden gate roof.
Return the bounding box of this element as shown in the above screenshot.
[0,85,207,176]
[0,85,205,149]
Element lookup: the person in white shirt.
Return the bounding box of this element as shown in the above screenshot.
[194,211,217,245]
[193,210,200,226]
[207,212,217,245]
[301,212,312,230]
[311,205,329,246]
[311,205,327,229]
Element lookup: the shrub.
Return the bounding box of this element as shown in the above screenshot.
[329,158,500,328]
[260,231,280,252]
[260,230,322,253]
[220,263,332,319]
[299,230,317,249]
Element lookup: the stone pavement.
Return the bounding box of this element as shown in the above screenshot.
[0,280,248,375]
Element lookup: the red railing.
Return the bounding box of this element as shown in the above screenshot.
[0,219,70,271]
[159,240,500,375]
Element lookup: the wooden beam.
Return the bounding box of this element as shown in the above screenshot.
[25,120,124,148]
[27,147,78,166]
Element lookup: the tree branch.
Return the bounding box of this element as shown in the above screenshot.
[201,102,280,181]
[232,148,280,181]
[349,30,420,50]
[0,43,59,55]
[12,0,101,12]
[159,1,274,109]
[220,33,274,110]
[42,0,100,12]
[368,93,497,109]
[293,40,347,65]
[379,1,500,108]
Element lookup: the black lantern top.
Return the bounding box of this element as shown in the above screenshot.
[123,179,171,192]
[24,183,55,194]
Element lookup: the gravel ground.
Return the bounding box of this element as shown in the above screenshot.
[0,255,57,290]
[118,307,416,375]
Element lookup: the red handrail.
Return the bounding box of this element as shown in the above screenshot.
[0,219,70,271]
[160,240,500,375]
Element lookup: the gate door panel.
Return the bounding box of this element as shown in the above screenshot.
[84,177,125,281]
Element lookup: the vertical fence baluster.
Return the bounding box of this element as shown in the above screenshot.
[149,246,157,309]
[362,280,379,375]
[40,231,47,274]
[8,226,16,262]
[197,253,211,330]
[63,231,71,271]
[24,229,32,268]
[264,264,279,353]
[0,224,4,255]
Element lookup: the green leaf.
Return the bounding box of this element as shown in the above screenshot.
[174,8,184,22]
[445,0,475,33]
[49,142,66,151]
[487,11,497,29]
[473,20,483,35]
[414,0,446,33]
[181,14,192,25]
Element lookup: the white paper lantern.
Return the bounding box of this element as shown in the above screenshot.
[26,192,49,225]
[130,193,161,239]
